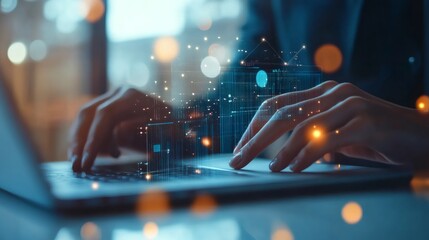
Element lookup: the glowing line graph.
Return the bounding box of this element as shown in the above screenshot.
[239,37,306,66]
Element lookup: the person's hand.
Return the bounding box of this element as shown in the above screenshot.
[68,87,172,172]
[230,81,429,172]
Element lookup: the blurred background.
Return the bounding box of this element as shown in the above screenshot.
[0,0,246,161]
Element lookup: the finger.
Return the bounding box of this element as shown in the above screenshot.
[336,145,389,163]
[69,88,121,172]
[270,96,369,172]
[289,117,363,172]
[81,89,152,171]
[233,80,338,155]
[231,83,367,169]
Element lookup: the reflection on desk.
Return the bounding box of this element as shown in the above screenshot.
[1,178,429,240]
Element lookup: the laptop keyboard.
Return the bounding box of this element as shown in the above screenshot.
[72,165,247,183]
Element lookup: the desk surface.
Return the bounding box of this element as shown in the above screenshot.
[1,174,429,240]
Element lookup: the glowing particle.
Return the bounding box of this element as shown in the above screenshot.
[335,130,340,134]
[195,169,202,174]
[143,222,158,239]
[298,107,303,111]
[1,0,17,13]
[195,46,199,50]
[145,174,152,180]
[312,129,322,139]
[416,95,429,113]
[91,182,99,190]
[200,56,221,78]
[240,60,245,65]
[342,202,363,224]
[153,37,179,63]
[256,70,268,88]
[204,37,208,41]
[271,227,294,240]
[201,137,211,147]
[181,73,185,77]
[236,37,239,40]
[81,222,101,240]
[8,42,27,65]
[29,40,48,61]
[164,87,168,91]
[150,55,154,60]
[314,44,343,74]
[302,45,306,49]
[187,45,191,49]
[262,38,266,42]
[190,194,217,215]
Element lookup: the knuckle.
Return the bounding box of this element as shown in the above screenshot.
[334,82,357,95]
[343,96,368,111]
[322,80,338,90]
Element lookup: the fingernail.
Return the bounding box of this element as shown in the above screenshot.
[233,146,239,155]
[82,153,92,172]
[269,158,279,171]
[289,158,300,171]
[71,155,80,172]
[229,152,242,168]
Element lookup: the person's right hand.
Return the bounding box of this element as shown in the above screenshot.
[68,87,172,172]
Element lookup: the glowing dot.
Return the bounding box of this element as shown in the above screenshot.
[164,87,168,91]
[208,43,228,63]
[204,37,208,41]
[201,56,221,78]
[137,189,170,216]
[262,38,266,42]
[91,182,99,190]
[127,62,150,88]
[153,37,179,63]
[312,129,322,139]
[335,130,340,134]
[416,95,429,113]
[314,44,343,74]
[302,45,306,49]
[201,137,211,147]
[284,62,288,66]
[1,0,17,13]
[195,169,202,174]
[271,227,294,240]
[150,55,154,60]
[81,222,100,240]
[29,40,48,61]
[81,0,105,23]
[256,70,268,88]
[181,73,185,77]
[195,46,199,50]
[191,194,217,215]
[342,202,363,224]
[236,37,239,40]
[197,17,212,31]
[7,42,27,65]
[143,222,158,239]
[240,60,244,65]
[187,45,191,49]
[298,107,303,111]
[335,164,341,170]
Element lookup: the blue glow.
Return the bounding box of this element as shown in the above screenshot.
[256,70,268,88]
[153,144,161,153]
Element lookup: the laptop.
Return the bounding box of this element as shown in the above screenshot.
[0,74,411,212]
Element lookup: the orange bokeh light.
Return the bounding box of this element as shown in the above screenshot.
[81,222,101,240]
[201,137,211,147]
[416,95,429,113]
[143,222,159,239]
[341,201,363,224]
[137,189,170,216]
[271,227,294,240]
[153,37,180,63]
[190,194,217,215]
[314,44,343,74]
[81,0,105,23]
